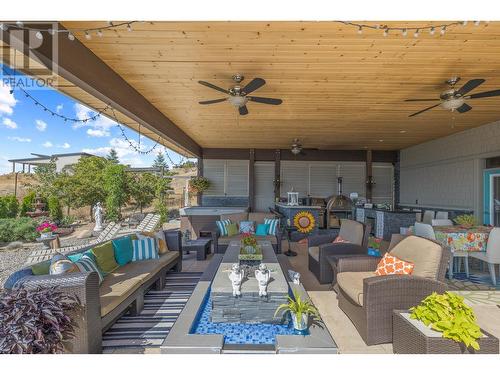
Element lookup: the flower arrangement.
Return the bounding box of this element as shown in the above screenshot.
[293,211,315,234]
[188,176,211,194]
[241,232,258,248]
[453,214,477,227]
[36,221,57,233]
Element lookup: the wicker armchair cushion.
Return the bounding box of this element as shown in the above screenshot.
[389,236,442,279]
[308,246,320,261]
[221,212,248,223]
[336,271,374,306]
[248,212,275,224]
[339,219,364,245]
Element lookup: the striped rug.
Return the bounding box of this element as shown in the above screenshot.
[102,272,202,349]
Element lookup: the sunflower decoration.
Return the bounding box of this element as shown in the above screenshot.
[293,211,316,234]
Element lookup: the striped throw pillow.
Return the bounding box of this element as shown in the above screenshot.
[264,218,280,236]
[74,254,104,284]
[132,238,159,261]
[216,219,231,237]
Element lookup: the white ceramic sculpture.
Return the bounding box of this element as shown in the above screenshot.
[228,263,245,297]
[255,263,271,297]
[287,270,301,285]
[93,202,103,232]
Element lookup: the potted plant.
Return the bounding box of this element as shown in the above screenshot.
[36,220,57,239]
[275,289,320,331]
[241,232,258,253]
[453,214,477,228]
[188,176,210,194]
[0,286,80,354]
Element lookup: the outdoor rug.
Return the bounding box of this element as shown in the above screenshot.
[446,271,500,291]
[102,271,202,350]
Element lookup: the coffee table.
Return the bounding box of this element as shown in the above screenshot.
[183,238,212,260]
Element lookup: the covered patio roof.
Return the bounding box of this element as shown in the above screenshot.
[3,21,500,155]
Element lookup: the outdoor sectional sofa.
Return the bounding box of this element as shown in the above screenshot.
[204,211,282,254]
[4,230,183,354]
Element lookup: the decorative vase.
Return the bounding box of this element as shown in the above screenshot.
[40,231,52,239]
[244,245,256,254]
[291,312,308,331]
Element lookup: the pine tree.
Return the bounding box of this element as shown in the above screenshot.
[152,152,169,172]
[106,148,119,163]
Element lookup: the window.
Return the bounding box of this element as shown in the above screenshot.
[203,159,249,196]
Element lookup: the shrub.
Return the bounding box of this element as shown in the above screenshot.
[188,176,210,194]
[0,195,19,218]
[0,287,80,354]
[103,163,128,222]
[20,191,36,216]
[47,195,63,221]
[154,198,169,225]
[0,217,38,243]
[59,215,77,227]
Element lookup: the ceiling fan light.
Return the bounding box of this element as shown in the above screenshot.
[228,95,248,107]
[440,97,465,111]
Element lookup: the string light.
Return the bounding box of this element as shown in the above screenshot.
[0,23,7,31]
[15,21,23,27]
[35,31,43,40]
[48,28,55,35]
[462,21,468,26]
[402,29,407,37]
[85,31,91,40]
[357,26,362,34]
[429,27,435,35]
[474,21,480,26]
[111,109,161,155]
[97,30,103,37]
[127,23,132,32]
[441,26,446,35]
[383,28,388,37]
[67,33,75,41]
[414,29,419,38]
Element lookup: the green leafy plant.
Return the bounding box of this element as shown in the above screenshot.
[0,217,38,243]
[47,195,63,221]
[0,286,80,354]
[410,292,482,350]
[453,214,477,227]
[0,195,19,218]
[20,191,36,217]
[188,176,210,194]
[275,289,320,328]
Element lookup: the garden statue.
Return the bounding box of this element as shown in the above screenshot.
[93,202,103,232]
[228,263,245,297]
[288,270,301,285]
[255,263,271,297]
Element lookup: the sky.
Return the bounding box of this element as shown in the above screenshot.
[0,64,190,174]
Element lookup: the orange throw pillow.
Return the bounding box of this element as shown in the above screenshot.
[375,253,414,276]
[333,236,350,244]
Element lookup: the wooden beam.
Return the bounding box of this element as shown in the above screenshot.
[249,149,255,212]
[1,24,201,157]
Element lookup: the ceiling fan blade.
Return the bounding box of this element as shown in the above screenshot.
[467,89,500,99]
[239,105,249,116]
[198,80,229,94]
[409,103,441,117]
[242,78,266,94]
[404,98,440,102]
[456,103,472,113]
[248,96,283,105]
[199,98,227,105]
[455,79,485,97]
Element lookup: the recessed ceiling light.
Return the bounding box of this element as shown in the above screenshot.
[400,130,407,133]
[378,139,384,142]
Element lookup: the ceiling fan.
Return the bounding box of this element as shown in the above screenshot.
[405,77,500,117]
[198,73,283,116]
[291,139,305,156]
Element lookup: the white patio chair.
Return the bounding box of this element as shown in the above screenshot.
[468,227,500,285]
[436,211,449,220]
[431,219,453,226]
[414,222,436,240]
[422,210,435,225]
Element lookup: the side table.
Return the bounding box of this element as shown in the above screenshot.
[183,238,212,261]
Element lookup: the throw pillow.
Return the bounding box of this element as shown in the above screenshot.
[67,249,94,263]
[375,253,414,276]
[112,236,134,266]
[333,236,350,244]
[239,220,255,234]
[264,218,279,235]
[31,260,51,275]
[132,238,159,261]
[74,254,104,284]
[225,222,239,237]
[91,241,119,274]
[49,253,79,275]
[255,223,270,236]
[138,231,169,254]
[216,219,231,236]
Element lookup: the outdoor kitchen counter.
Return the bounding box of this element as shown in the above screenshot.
[355,207,416,241]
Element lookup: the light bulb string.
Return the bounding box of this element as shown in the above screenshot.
[337,20,464,33]
[0,21,141,36]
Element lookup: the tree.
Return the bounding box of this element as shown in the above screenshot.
[152,152,169,172]
[33,159,58,198]
[106,148,119,163]
[128,172,158,213]
[103,163,128,221]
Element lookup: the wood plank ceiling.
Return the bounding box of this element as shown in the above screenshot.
[52,21,500,150]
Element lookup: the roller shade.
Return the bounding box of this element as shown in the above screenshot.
[203,159,249,197]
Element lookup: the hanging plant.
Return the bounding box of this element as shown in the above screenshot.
[188,176,211,194]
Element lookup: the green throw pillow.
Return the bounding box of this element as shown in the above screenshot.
[225,222,239,237]
[31,260,50,275]
[91,241,119,274]
[112,236,134,266]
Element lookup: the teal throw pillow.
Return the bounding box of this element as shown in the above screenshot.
[256,223,270,236]
[112,236,134,266]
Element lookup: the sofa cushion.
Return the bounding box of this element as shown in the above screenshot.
[221,212,248,224]
[308,246,320,261]
[337,271,375,306]
[389,235,442,279]
[248,212,274,224]
[339,219,364,245]
[92,241,119,274]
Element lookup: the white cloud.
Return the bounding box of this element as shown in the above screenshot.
[58,142,71,149]
[35,119,47,132]
[87,128,110,137]
[42,141,53,148]
[82,137,153,167]
[0,83,16,115]
[8,136,31,143]
[56,104,63,114]
[2,118,17,129]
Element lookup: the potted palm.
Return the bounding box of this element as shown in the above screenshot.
[275,289,320,331]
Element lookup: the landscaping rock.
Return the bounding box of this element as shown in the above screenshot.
[76,229,92,239]
[5,241,24,250]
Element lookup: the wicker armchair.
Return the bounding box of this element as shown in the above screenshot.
[307,219,370,284]
[336,235,450,346]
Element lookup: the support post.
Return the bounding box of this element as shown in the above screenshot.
[366,150,373,202]
[197,157,203,206]
[274,149,281,202]
[249,149,255,212]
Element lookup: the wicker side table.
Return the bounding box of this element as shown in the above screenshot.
[392,310,499,354]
